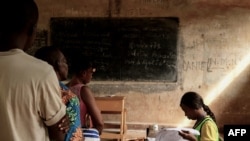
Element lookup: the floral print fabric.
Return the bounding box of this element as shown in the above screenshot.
[60,82,83,141]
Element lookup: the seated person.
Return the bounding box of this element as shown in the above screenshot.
[179,91,220,141]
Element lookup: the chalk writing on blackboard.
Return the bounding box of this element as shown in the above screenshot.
[50,17,179,82]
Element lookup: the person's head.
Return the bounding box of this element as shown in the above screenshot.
[71,57,96,84]
[34,46,68,81]
[180,91,216,122]
[0,0,39,51]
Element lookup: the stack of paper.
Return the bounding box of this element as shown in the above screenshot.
[164,127,200,135]
[155,127,200,141]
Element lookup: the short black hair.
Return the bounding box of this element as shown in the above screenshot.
[70,55,95,75]
[34,46,61,71]
[0,0,38,36]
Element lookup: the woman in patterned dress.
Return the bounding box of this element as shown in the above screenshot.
[35,46,83,141]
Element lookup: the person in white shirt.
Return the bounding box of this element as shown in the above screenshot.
[0,0,70,141]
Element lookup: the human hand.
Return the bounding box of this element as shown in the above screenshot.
[179,130,197,141]
[58,115,70,133]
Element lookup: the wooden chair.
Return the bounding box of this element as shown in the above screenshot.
[95,96,126,141]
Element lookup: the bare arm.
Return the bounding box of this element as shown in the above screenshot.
[80,86,104,134]
[39,70,70,141]
[47,115,70,141]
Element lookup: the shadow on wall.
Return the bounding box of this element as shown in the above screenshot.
[210,62,250,133]
[178,53,250,132]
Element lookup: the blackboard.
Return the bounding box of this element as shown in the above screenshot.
[50,17,179,82]
[26,29,48,55]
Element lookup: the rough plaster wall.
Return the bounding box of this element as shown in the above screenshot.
[35,0,250,129]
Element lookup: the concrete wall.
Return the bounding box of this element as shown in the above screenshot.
[35,0,250,131]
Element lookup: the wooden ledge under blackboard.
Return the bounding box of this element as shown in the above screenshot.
[88,81,178,94]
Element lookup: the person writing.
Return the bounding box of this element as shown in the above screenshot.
[35,46,84,141]
[66,56,104,140]
[179,91,220,141]
[0,0,69,141]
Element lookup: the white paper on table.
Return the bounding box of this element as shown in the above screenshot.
[165,127,200,135]
[155,128,200,141]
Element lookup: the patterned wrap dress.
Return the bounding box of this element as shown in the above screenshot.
[60,81,83,141]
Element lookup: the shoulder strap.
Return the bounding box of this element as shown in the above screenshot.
[194,117,211,131]
[194,117,212,141]
[194,116,219,141]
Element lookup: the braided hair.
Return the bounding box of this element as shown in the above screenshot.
[180,91,216,122]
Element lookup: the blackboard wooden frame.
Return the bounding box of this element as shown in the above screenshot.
[50,17,179,82]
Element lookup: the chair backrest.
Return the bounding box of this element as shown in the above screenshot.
[95,96,126,141]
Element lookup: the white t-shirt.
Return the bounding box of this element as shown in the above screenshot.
[0,49,66,141]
